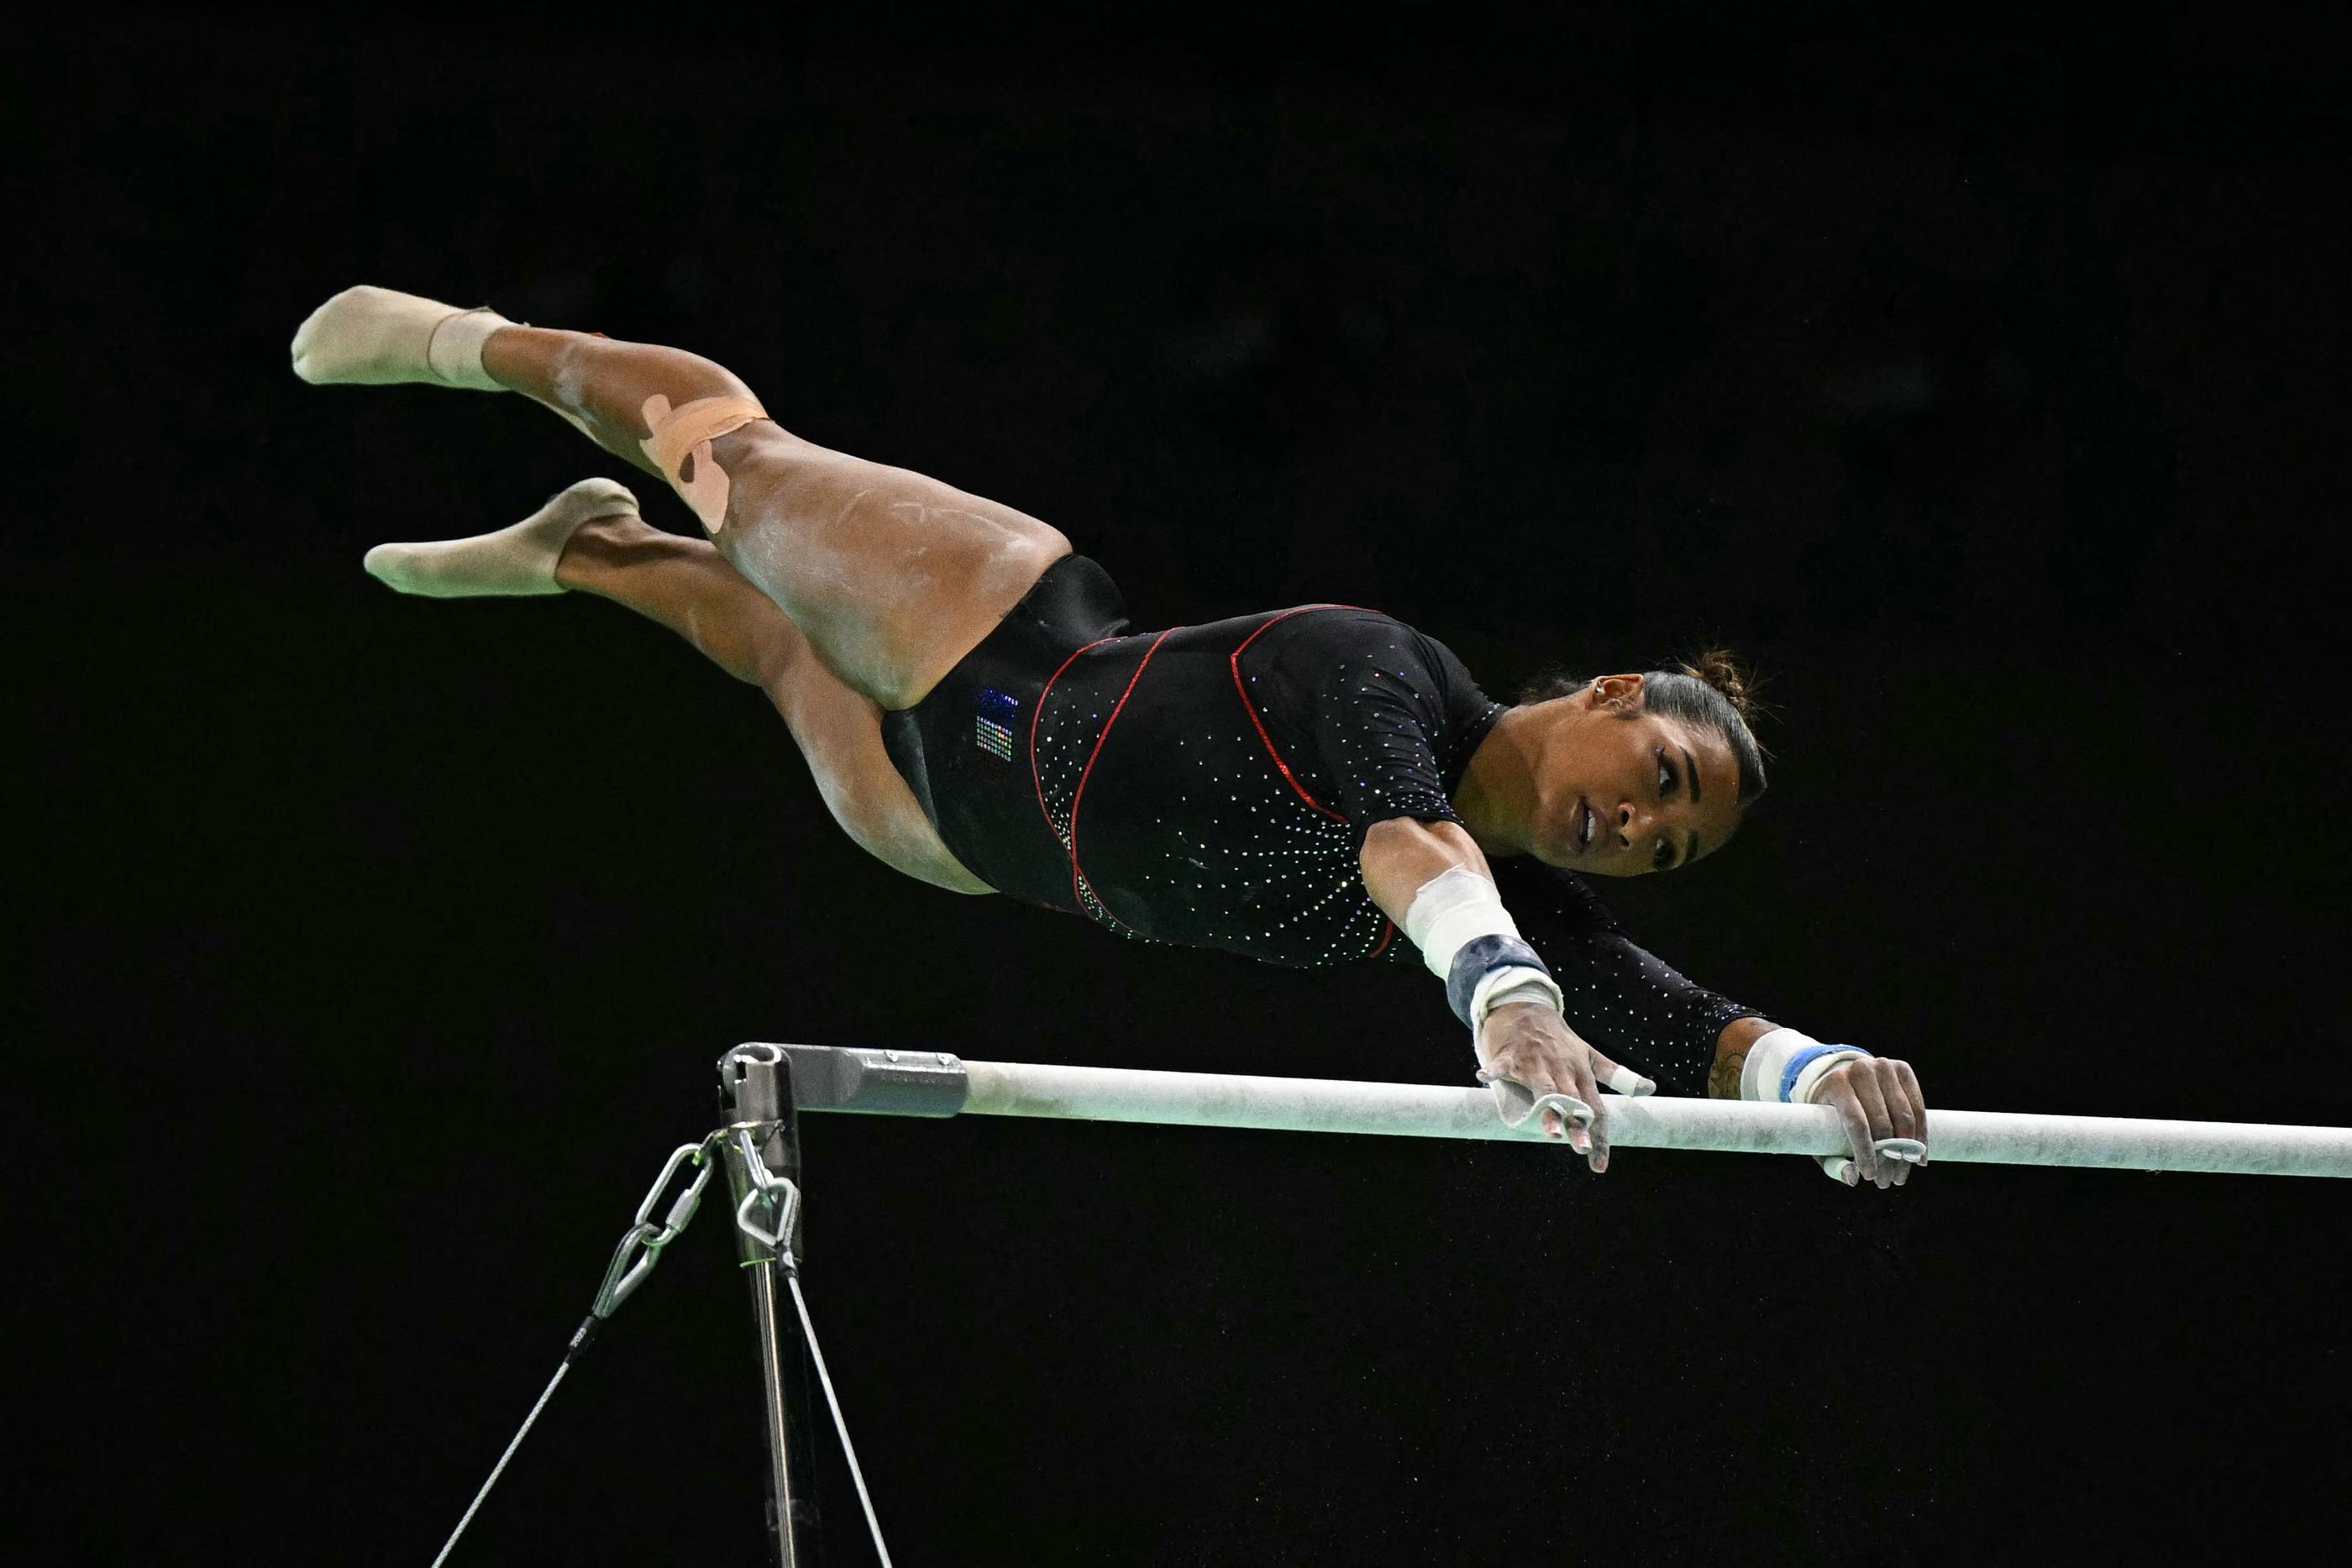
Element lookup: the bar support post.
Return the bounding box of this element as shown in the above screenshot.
[719,1045,827,1565]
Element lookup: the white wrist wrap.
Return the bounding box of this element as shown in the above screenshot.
[1404,866,1566,1048]
[1469,968,1565,1035]
[1738,1026,1868,1104]
[1404,866,1520,978]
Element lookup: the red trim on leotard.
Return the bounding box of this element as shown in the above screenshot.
[1031,636,1121,847]
[1230,608,1351,822]
[1063,629,1176,925]
[1029,608,1407,960]
[1231,606,1400,958]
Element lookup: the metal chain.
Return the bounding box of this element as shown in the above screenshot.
[431,1124,892,1566]
[593,1138,721,1319]
[430,1135,718,1566]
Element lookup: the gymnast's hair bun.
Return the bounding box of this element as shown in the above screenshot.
[1677,648,1756,719]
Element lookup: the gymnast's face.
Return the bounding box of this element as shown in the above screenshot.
[1527,675,1746,877]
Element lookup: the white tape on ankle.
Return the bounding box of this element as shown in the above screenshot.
[639,394,769,534]
[424,308,512,391]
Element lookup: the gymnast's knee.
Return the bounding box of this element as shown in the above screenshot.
[636,389,774,534]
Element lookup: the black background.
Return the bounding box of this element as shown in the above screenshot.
[18,7,2350,1565]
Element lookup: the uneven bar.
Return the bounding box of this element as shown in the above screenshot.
[929,1057,2348,1177]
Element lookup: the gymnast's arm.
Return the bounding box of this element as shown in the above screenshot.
[1708,1018,1780,1097]
[1496,860,1929,1187]
[1359,817,1646,1172]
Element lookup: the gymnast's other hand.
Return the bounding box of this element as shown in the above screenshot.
[1476,1003,1641,1172]
[1809,1054,1929,1188]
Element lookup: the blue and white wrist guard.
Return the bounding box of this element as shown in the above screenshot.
[1738,1027,1873,1104]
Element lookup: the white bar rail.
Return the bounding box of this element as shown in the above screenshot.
[954,1062,2352,1170]
[747,1046,2352,1177]
[956,1061,2352,1177]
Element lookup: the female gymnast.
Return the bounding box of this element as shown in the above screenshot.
[292,286,1929,1188]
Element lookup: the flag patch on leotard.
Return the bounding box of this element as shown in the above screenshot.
[974,687,1019,762]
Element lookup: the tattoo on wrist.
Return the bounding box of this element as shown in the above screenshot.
[1709,1047,1747,1100]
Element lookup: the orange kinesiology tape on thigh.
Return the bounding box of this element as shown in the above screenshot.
[638,394,768,534]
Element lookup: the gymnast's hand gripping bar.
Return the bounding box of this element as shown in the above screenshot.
[753,1044,2352,1178]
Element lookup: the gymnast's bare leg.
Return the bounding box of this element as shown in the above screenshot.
[291,285,1055,889]
[555,511,993,894]
[291,285,1073,712]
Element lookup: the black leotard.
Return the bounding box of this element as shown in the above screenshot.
[882,554,1756,1094]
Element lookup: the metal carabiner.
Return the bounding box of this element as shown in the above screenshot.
[733,1180,802,1253]
[633,1139,718,1249]
[732,1128,801,1256]
[591,1140,719,1317]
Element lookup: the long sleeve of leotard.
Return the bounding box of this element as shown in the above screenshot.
[1488,857,1760,1097]
[1294,618,1504,845]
